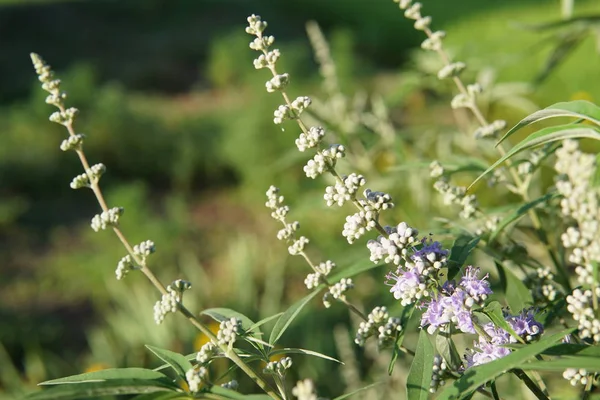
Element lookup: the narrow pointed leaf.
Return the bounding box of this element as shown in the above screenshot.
[470,125,600,190]
[436,329,574,400]
[209,386,271,399]
[521,357,600,372]
[268,347,341,363]
[533,343,600,357]
[248,313,283,332]
[436,331,462,371]
[447,234,480,280]
[145,345,193,380]
[132,393,191,400]
[406,330,434,400]
[482,301,523,344]
[332,382,384,400]
[329,261,383,282]
[25,382,178,400]
[39,368,171,385]
[201,308,256,335]
[489,193,557,242]
[269,289,322,345]
[498,100,600,145]
[499,265,533,314]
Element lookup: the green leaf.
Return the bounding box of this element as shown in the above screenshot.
[145,345,193,380]
[435,331,462,371]
[201,308,257,335]
[489,193,557,242]
[209,385,271,399]
[248,313,283,332]
[482,302,523,344]
[592,153,600,188]
[27,368,178,400]
[447,234,480,280]
[539,343,600,357]
[268,347,341,364]
[132,393,191,400]
[39,368,172,385]
[388,304,415,375]
[269,289,322,345]
[499,100,600,144]
[406,330,434,400]
[521,357,600,372]
[332,382,384,400]
[25,383,178,400]
[470,124,600,190]
[329,261,383,282]
[498,264,533,314]
[436,329,574,400]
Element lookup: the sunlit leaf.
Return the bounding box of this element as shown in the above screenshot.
[200,308,257,335]
[145,345,193,380]
[499,100,600,144]
[470,124,600,189]
[268,347,341,364]
[39,368,172,385]
[406,330,434,400]
[329,261,383,282]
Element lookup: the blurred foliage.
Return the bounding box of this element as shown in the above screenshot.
[1,0,599,399]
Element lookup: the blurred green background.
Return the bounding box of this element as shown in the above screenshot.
[1,0,599,398]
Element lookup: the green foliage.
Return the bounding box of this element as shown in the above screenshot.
[406,330,434,400]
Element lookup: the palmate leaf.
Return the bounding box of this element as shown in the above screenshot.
[27,368,179,400]
[406,330,434,400]
[145,345,193,380]
[436,329,574,400]
[469,124,600,190]
[269,288,322,345]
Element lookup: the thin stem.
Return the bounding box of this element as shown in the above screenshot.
[512,369,550,400]
[58,107,281,400]
[421,25,562,278]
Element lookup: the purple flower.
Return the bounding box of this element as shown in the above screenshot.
[420,296,449,333]
[420,289,475,334]
[386,268,426,306]
[459,266,492,301]
[507,310,543,339]
[465,331,511,368]
[464,311,544,369]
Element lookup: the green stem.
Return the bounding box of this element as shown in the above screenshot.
[60,109,282,400]
[512,369,550,400]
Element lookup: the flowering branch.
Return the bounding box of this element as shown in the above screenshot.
[31,53,282,400]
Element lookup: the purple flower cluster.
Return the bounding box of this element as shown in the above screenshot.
[465,310,543,368]
[385,237,450,306]
[419,266,492,334]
